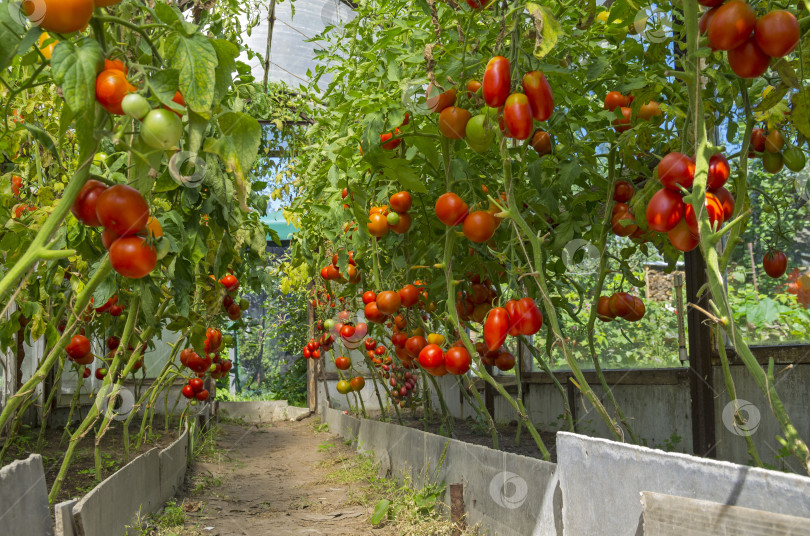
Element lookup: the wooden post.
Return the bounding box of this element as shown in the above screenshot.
[262,0,277,90]
[450,483,466,535]
[685,250,716,457]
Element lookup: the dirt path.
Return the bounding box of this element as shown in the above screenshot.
[174,417,396,536]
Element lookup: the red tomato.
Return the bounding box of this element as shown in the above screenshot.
[405,336,427,358]
[711,186,736,221]
[483,307,509,352]
[503,94,533,140]
[597,296,615,322]
[531,130,552,157]
[109,236,157,279]
[750,128,766,152]
[657,152,695,191]
[728,36,770,79]
[624,297,646,322]
[435,192,469,226]
[646,188,686,232]
[638,101,662,121]
[335,356,351,370]
[698,0,724,6]
[195,389,210,401]
[514,298,543,335]
[495,352,515,371]
[439,107,472,139]
[445,346,471,375]
[685,192,724,234]
[608,292,635,319]
[376,291,401,315]
[364,301,386,323]
[418,344,444,369]
[762,250,787,278]
[96,69,134,115]
[482,56,511,108]
[96,184,150,236]
[612,107,632,133]
[399,284,420,307]
[389,191,412,213]
[522,71,554,122]
[362,291,377,304]
[392,331,408,348]
[604,91,630,111]
[613,180,635,202]
[181,385,195,399]
[66,335,91,360]
[466,79,482,98]
[611,209,638,237]
[754,10,799,58]
[667,218,699,252]
[381,130,402,150]
[71,179,107,227]
[462,211,497,243]
[707,153,730,189]
[699,6,721,36]
[426,86,457,113]
[220,274,239,292]
[707,0,756,51]
[189,378,204,393]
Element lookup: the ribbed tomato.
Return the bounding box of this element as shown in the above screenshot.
[646,188,685,232]
[707,0,756,51]
[503,94,533,140]
[522,71,554,121]
[435,193,469,226]
[482,56,510,108]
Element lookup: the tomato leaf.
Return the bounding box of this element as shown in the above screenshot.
[371,499,390,525]
[205,112,262,212]
[210,39,240,104]
[170,256,194,317]
[380,158,426,193]
[164,33,218,114]
[51,38,104,138]
[790,88,810,141]
[526,3,562,60]
[0,10,27,71]
[146,69,181,105]
[22,122,61,168]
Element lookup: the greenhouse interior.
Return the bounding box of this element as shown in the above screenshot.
[0,0,809,535]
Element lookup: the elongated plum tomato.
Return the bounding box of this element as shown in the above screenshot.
[754,10,799,58]
[462,211,497,243]
[483,307,509,352]
[646,188,685,232]
[71,179,107,227]
[750,128,766,152]
[435,192,469,226]
[762,151,783,173]
[140,109,183,150]
[597,296,615,322]
[96,70,134,115]
[699,6,720,36]
[96,184,150,236]
[389,191,412,213]
[531,130,552,157]
[24,0,94,33]
[667,218,699,252]
[425,85,457,113]
[515,298,543,335]
[728,35,770,79]
[522,71,554,122]
[685,192,724,235]
[657,152,695,191]
[503,93,533,140]
[783,147,807,172]
[762,250,787,278]
[444,347,471,375]
[121,93,151,120]
[764,130,784,153]
[109,236,157,279]
[710,186,735,222]
[438,107,472,139]
[707,0,756,51]
[707,153,730,189]
[482,56,511,108]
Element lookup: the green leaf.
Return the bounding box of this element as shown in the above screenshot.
[371,499,390,525]
[51,38,104,134]
[146,69,181,105]
[210,39,240,104]
[527,3,562,60]
[22,123,61,168]
[164,32,218,114]
[170,257,194,317]
[92,272,117,309]
[791,88,810,140]
[0,11,27,71]
[204,112,262,211]
[380,158,426,193]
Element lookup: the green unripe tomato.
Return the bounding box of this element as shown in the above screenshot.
[386,212,400,226]
[762,151,784,174]
[324,319,335,330]
[782,147,806,172]
[239,298,249,310]
[466,114,495,154]
[210,363,217,372]
[223,334,234,345]
[190,399,198,406]
[93,152,108,166]
[140,109,183,150]
[336,380,352,395]
[121,93,151,120]
[155,238,170,260]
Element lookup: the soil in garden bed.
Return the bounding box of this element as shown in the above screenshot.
[366,409,559,462]
[2,415,181,503]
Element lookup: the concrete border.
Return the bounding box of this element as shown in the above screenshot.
[322,407,560,536]
[0,454,52,536]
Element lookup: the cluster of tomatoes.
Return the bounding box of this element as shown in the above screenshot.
[610,180,645,240]
[603,91,662,133]
[644,151,735,252]
[456,276,500,324]
[336,375,366,395]
[181,378,210,402]
[13,203,36,218]
[483,298,543,352]
[71,181,161,279]
[475,342,516,372]
[362,284,427,324]
[375,353,420,406]
[302,337,325,359]
[700,2,798,79]
[319,252,361,283]
[94,56,185,151]
[417,342,472,377]
[219,274,246,321]
[179,329,233,382]
[366,191,414,237]
[91,295,124,317]
[749,127,805,174]
[434,192,501,244]
[597,293,646,323]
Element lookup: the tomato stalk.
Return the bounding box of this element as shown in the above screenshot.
[0,137,99,307]
[499,136,624,441]
[519,338,574,431]
[684,0,810,473]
